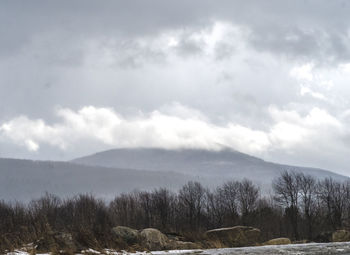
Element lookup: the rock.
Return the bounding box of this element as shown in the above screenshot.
[111,226,139,244]
[166,240,201,250]
[332,230,350,242]
[140,228,169,251]
[166,232,186,242]
[206,226,261,247]
[264,238,291,245]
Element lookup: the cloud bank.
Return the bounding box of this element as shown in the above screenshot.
[2,1,350,174]
[1,104,349,174]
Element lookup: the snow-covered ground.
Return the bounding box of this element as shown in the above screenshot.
[7,242,350,255]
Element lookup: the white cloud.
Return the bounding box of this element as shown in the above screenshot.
[290,63,314,82]
[0,105,348,166]
[300,85,327,100]
[0,116,66,151]
[25,140,39,152]
[0,105,270,154]
[268,106,343,150]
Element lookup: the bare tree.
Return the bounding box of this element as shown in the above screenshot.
[4,176,350,252]
[151,188,176,231]
[238,179,260,225]
[273,171,300,240]
[178,181,206,231]
[220,180,240,226]
[205,188,225,228]
[138,191,153,228]
[109,193,138,228]
[298,173,317,240]
[317,178,346,230]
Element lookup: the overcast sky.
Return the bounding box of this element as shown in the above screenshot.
[2,0,350,175]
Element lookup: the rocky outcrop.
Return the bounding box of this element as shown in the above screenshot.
[206,226,261,247]
[140,228,169,251]
[332,230,350,242]
[264,237,291,245]
[111,226,139,244]
[110,227,201,251]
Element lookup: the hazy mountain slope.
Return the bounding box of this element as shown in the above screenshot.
[72,148,348,186]
[0,148,347,201]
[0,158,191,201]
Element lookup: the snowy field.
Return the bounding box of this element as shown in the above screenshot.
[7,242,350,255]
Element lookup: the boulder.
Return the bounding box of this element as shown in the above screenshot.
[332,230,350,242]
[111,226,139,244]
[264,238,291,245]
[140,228,169,251]
[206,226,261,247]
[166,240,201,250]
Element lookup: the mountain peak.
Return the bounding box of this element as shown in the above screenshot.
[73,147,347,184]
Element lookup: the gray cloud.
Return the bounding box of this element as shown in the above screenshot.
[2,1,350,63]
[2,1,350,175]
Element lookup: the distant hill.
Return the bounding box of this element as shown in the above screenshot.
[0,158,190,201]
[0,148,347,201]
[73,148,348,187]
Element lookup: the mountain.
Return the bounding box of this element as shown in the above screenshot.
[0,148,347,201]
[72,148,348,187]
[0,158,190,201]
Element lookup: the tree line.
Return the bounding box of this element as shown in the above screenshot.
[1,171,350,252]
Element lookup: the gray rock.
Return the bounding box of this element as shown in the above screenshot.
[264,237,291,245]
[111,226,139,244]
[332,229,350,242]
[206,226,261,247]
[166,240,201,250]
[140,228,169,251]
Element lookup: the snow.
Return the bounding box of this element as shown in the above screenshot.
[6,251,48,255]
[7,242,350,255]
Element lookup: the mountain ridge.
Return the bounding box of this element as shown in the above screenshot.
[72,147,348,184]
[0,157,192,201]
[0,147,347,201]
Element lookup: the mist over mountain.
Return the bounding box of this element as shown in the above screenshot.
[73,148,348,187]
[0,158,190,201]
